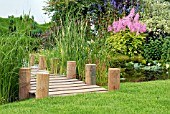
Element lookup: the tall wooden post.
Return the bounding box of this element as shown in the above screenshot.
[51,58,58,75]
[36,72,49,99]
[67,61,76,79]
[19,68,31,100]
[29,54,35,66]
[39,55,46,70]
[108,68,120,91]
[85,64,96,85]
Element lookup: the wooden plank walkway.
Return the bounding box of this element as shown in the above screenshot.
[29,67,107,97]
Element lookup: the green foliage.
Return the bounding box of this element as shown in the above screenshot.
[141,0,170,35]
[144,38,163,60]
[0,36,40,104]
[162,36,170,62]
[108,55,131,68]
[43,0,103,19]
[106,31,146,57]
[141,35,170,63]
[108,55,144,68]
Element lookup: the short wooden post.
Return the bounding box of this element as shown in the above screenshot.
[67,61,76,79]
[85,64,96,85]
[108,68,120,91]
[29,54,35,66]
[38,55,46,70]
[36,72,49,99]
[19,68,31,100]
[51,58,58,75]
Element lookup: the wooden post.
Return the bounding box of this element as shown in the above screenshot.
[19,68,31,100]
[108,68,120,91]
[67,61,76,79]
[36,72,49,99]
[51,58,58,75]
[38,55,46,70]
[29,54,35,66]
[85,64,96,85]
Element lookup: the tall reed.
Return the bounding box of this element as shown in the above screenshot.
[40,8,109,85]
[0,35,39,104]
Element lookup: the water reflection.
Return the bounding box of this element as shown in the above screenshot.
[121,68,170,82]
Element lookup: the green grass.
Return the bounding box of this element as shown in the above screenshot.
[0,80,170,114]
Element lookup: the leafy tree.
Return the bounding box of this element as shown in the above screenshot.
[141,0,170,37]
[43,0,141,22]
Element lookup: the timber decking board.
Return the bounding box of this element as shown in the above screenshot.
[30,87,107,96]
[30,78,78,82]
[50,91,107,96]
[29,85,103,93]
[31,83,87,89]
[31,76,67,79]
[29,66,108,97]
[49,88,107,96]
[30,80,85,86]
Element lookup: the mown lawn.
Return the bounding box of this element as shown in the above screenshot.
[0,80,170,114]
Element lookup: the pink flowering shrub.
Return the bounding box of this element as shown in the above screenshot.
[108,8,146,36]
[106,8,147,57]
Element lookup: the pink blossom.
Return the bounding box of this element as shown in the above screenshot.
[122,16,130,20]
[134,13,140,22]
[117,20,126,31]
[107,7,147,35]
[131,27,136,32]
[136,31,139,36]
[127,22,134,31]
[121,19,130,27]
[122,25,126,31]
[108,25,113,32]
[113,21,119,29]
[116,24,122,32]
[133,22,141,31]
[128,8,135,18]
[127,22,132,28]
[140,24,147,33]
[114,28,119,33]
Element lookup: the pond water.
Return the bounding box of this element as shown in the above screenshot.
[121,68,170,82]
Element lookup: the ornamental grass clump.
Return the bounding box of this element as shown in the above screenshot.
[0,35,39,104]
[106,8,147,57]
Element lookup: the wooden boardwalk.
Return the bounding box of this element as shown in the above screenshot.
[29,67,107,97]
